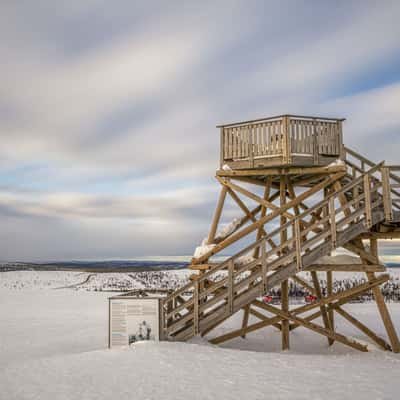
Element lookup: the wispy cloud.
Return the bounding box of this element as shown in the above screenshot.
[1,0,400,260]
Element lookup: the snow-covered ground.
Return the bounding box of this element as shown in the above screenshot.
[1,271,400,399]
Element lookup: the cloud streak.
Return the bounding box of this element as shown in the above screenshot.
[1,1,400,260]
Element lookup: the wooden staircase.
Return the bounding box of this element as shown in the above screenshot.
[161,147,400,351]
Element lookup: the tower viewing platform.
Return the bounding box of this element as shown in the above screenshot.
[218,114,344,170]
[160,113,400,354]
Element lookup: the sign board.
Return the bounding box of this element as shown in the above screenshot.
[108,296,161,348]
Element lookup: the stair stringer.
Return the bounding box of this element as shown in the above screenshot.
[172,209,385,341]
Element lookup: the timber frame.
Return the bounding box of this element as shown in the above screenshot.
[160,115,400,354]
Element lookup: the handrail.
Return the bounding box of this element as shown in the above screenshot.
[217,114,345,128]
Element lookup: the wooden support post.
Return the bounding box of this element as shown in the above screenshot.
[280,175,289,350]
[261,238,267,292]
[281,279,290,350]
[294,219,302,271]
[367,238,400,353]
[280,176,287,251]
[228,260,234,315]
[327,270,334,342]
[311,271,333,345]
[254,178,272,258]
[329,197,337,248]
[207,185,228,244]
[193,281,199,336]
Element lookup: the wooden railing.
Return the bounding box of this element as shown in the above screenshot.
[344,146,400,218]
[219,115,344,167]
[161,163,392,340]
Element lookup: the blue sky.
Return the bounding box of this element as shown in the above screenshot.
[1,0,400,261]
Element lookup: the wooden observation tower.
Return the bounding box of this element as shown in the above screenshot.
[161,114,400,353]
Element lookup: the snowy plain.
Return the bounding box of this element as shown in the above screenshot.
[1,270,400,400]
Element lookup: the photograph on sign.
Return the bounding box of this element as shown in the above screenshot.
[109,297,160,348]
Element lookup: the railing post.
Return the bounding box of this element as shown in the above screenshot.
[364,174,372,228]
[261,238,267,292]
[313,118,319,165]
[220,127,224,168]
[193,280,199,336]
[282,116,291,165]
[248,125,254,168]
[381,166,393,222]
[338,120,344,160]
[329,197,337,249]
[228,260,234,314]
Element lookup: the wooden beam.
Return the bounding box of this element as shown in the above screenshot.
[210,314,282,345]
[291,275,316,295]
[258,302,368,352]
[334,306,391,351]
[367,271,400,353]
[343,242,378,265]
[359,232,400,240]
[227,188,267,238]
[305,264,385,272]
[193,172,344,264]
[240,305,250,338]
[216,165,346,178]
[217,176,293,220]
[327,270,334,343]
[355,238,400,353]
[249,307,282,331]
[311,271,333,345]
[254,178,272,258]
[207,185,228,244]
[281,280,290,350]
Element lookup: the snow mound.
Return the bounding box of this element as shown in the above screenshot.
[215,218,241,241]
